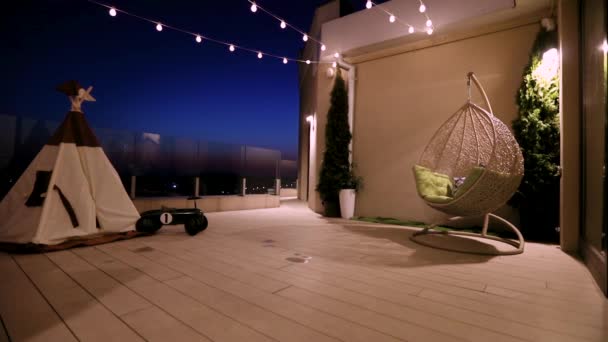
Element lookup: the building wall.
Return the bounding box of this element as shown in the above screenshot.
[350,23,539,223]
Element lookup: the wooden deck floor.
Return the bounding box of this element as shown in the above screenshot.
[1,200,606,342]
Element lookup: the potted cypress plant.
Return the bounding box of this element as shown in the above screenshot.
[317,69,357,217]
[339,165,362,219]
[511,19,560,242]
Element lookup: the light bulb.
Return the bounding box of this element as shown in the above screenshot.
[408,26,415,34]
[332,61,337,68]
[366,1,373,9]
[257,52,263,59]
[303,34,308,42]
[156,23,163,32]
[334,52,340,58]
[306,60,311,65]
[229,45,235,52]
[280,20,286,29]
[321,44,326,51]
[250,3,257,12]
[427,27,433,35]
[195,35,202,43]
[283,57,288,64]
[389,15,396,23]
[419,3,426,13]
[603,39,608,53]
[426,19,432,27]
[109,7,117,17]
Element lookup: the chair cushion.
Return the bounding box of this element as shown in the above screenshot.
[453,166,485,198]
[413,165,453,200]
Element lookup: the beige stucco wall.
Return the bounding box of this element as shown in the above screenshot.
[351,23,539,224]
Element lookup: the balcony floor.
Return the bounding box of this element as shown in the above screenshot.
[1,200,606,342]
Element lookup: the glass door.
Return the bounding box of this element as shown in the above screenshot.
[580,0,608,296]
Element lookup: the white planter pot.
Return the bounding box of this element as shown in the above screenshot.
[339,189,356,219]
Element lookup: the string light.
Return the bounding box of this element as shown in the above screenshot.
[426,19,433,27]
[334,52,340,58]
[250,2,257,13]
[427,28,433,35]
[109,7,117,16]
[321,44,326,51]
[246,1,327,51]
[364,1,430,34]
[306,60,311,65]
[332,61,337,68]
[419,2,426,13]
[257,52,263,59]
[87,0,327,65]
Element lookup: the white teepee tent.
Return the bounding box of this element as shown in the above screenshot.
[0,81,140,246]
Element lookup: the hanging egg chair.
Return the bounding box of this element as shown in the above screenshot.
[410,72,525,255]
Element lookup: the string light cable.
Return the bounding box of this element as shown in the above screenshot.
[365,0,435,35]
[247,1,328,51]
[86,0,327,64]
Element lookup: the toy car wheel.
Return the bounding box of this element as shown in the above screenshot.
[185,215,208,236]
[136,216,163,233]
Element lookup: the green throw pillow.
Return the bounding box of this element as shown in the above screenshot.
[413,165,453,199]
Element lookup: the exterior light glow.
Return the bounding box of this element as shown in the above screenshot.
[533,48,559,84]
[156,23,163,31]
[250,2,257,13]
[229,44,235,52]
[195,35,202,43]
[426,27,433,35]
[426,19,433,27]
[419,3,426,13]
[283,57,288,64]
[334,52,340,58]
[603,39,608,53]
[408,26,415,34]
[366,1,373,9]
[332,61,337,68]
[306,60,311,64]
[303,34,308,42]
[389,15,396,23]
[109,7,117,16]
[321,44,326,51]
[257,52,263,59]
[280,20,286,29]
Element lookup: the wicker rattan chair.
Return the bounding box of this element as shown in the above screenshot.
[411,72,525,255]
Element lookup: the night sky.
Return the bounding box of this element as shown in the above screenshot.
[1,0,358,160]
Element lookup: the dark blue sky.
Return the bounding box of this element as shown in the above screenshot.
[1,0,350,160]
